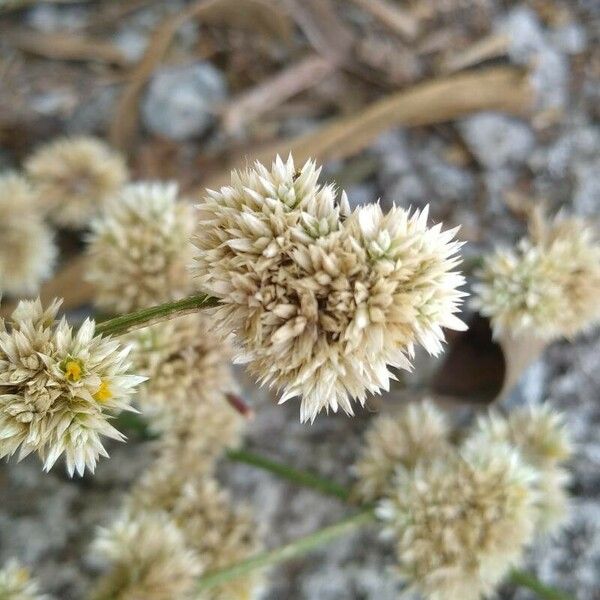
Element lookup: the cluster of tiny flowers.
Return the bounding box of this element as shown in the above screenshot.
[129,463,263,600]
[378,442,537,600]
[0,560,48,600]
[0,299,144,475]
[355,400,571,600]
[87,182,196,313]
[352,399,450,502]
[91,510,202,600]
[473,212,600,340]
[25,136,128,229]
[0,173,56,296]
[466,404,572,532]
[193,156,466,422]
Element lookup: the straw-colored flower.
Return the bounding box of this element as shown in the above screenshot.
[91,510,202,600]
[87,182,195,313]
[194,156,466,422]
[378,443,538,600]
[25,136,128,229]
[130,461,262,600]
[0,173,56,296]
[473,213,600,340]
[175,478,263,600]
[128,313,243,464]
[467,405,572,532]
[353,399,451,502]
[0,560,47,600]
[0,298,144,476]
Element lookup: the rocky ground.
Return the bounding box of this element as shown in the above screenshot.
[0,0,599,598]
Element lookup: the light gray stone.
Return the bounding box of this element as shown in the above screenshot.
[142,63,227,140]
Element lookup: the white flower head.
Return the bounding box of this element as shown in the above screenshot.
[25,136,128,229]
[131,468,263,600]
[193,156,466,422]
[0,560,48,600]
[0,173,56,296]
[92,510,202,600]
[0,298,145,476]
[473,213,600,340]
[353,399,451,502]
[467,404,572,533]
[87,182,196,313]
[378,442,538,600]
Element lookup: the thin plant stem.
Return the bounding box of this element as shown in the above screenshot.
[196,509,376,593]
[509,568,573,600]
[226,448,352,502]
[95,294,219,337]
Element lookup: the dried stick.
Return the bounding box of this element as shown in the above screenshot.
[221,54,335,134]
[349,0,420,41]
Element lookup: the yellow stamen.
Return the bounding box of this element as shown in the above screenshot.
[64,360,82,382]
[94,380,112,403]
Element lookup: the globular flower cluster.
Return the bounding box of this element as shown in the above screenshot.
[91,510,202,600]
[25,136,128,229]
[0,299,144,476]
[87,182,196,313]
[466,404,572,532]
[0,560,47,600]
[473,212,600,340]
[94,451,263,600]
[352,399,450,502]
[130,466,263,600]
[378,443,538,600]
[355,400,572,600]
[193,156,466,422]
[0,173,56,296]
[129,314,244,465]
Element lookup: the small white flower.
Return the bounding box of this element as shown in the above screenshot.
[0,173,56,296]
[87,181,196,313]
[473,213,600,340]
[379,442,538,600]
[0,560,48,600]
[92,510,202,600]
[25,136,128,229]
[0,298,145,476]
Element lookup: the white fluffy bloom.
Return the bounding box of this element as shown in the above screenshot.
[0,173,56,296]
[87,182,196,313]
[0,299,144,476]
[25,136,128,229]
[0,560,47,600]
[193,156,466,422]
[467,404,572,533]
[131,467,263,600]
[353,399,451,502]
[91,510,202,600]
[378,442,538,600]
[473,214,600,340]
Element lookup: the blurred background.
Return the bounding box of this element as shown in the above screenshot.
[0,0,599,598]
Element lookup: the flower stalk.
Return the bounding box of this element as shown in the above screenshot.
[95,294,219,337]
[196,509,376,593]
[226,448,352,502]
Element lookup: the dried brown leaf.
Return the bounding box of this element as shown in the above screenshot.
[8,30,128,67]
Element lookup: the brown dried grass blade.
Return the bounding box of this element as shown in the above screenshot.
[8,30,128,67]
[204,66,533,189]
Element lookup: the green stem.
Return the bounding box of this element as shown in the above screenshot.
[196,509,376,593]
[509,569,573,600]
[226,448,352,502]
[95,294,219,337]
